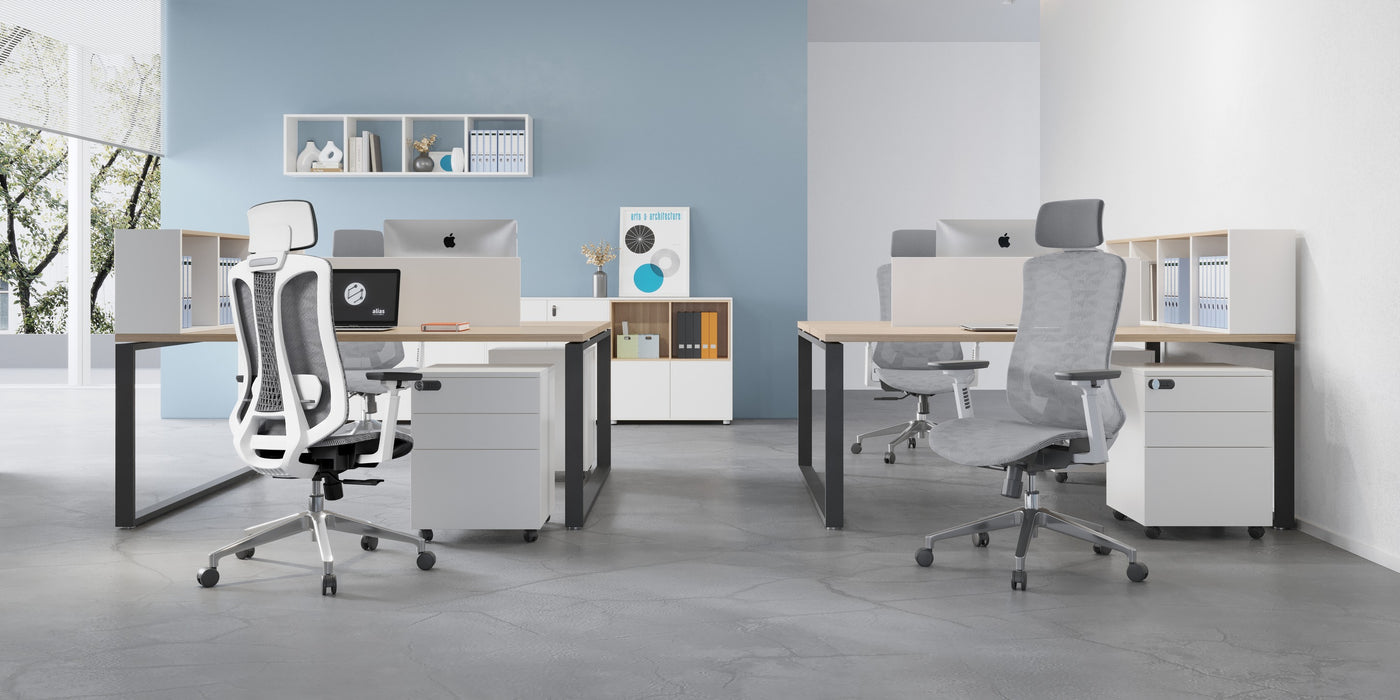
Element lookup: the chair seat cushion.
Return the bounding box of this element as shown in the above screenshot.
[926,417,1085,467]
[877,368,973,396]
[304,426,414,462]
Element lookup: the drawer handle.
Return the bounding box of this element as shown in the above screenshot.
[552,304,557,317]
[1147,378,1176,390]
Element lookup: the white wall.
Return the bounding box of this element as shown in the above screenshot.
[1042,1,1400,570]
[807,41,1040,388]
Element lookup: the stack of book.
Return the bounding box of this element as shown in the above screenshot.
[1197,255,1230,328]
[1160,258,1190,324]
[180,256,192,328]
[217,256,239,325]
[345,130,384,173]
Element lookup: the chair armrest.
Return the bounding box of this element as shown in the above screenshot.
[928,360,990,371]
[365,370,423,385]
[1053,369,1121,382]
[1054,369,1119,464]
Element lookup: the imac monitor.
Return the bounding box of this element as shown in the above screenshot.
[383,219,518,257]
[935,219,1047,257]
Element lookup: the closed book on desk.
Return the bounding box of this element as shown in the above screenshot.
[421,321,470,332]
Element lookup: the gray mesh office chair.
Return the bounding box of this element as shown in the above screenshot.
[333,229,407,424]
[914,199,1148,590]
[851,230,976,463]
[197,201,436,596]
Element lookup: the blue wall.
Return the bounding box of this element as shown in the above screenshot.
[162,0,807,419]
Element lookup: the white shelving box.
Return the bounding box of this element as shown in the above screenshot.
[1105,229,1296,334]
[282,113,532,177]
[114,229,249,334]
[1107,362,1274,538]
[411,364,554,540]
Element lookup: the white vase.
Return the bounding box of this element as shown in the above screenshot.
[319,140,343,166]
[296,140,319,172]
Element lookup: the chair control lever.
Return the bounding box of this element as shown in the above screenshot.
[874,392,911,401]
[339,478,384,486]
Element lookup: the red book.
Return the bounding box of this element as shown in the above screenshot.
[420,321,470,332]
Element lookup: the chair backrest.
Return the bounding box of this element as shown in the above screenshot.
[229,200,348,477]
[873,228,963,371]
[1005,199,1125,435]
[332,229,406,394]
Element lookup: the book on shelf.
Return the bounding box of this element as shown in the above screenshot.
[420,321,471,332]
[310,164,343,172]
[365,130,382,172]
[346,136,363,172]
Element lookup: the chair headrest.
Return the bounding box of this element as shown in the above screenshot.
[1035,199,1104,249]
[891,229,937,257]
[333,229,384,257]
[248,200,318,254]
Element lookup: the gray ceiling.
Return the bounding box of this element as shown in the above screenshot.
[809,0,1039,42]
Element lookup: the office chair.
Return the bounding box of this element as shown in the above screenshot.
[197,201,436,596]
[333,229,407,428]
[851,230,976,464]
[914,199,1148,590]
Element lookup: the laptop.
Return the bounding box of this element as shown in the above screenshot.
[332,269,400,331]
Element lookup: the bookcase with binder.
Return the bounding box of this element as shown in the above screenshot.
[114,229,250,334]
[283,113,532,177]
[1104,229,1295,334]
[607,298,732,422]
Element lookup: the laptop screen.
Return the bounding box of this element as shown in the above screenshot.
[332,269,400,327]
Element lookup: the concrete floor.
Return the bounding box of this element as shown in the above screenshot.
[2,386,1398,699]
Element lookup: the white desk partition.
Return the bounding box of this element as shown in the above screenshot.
[325,256,521,327]
[890,256,1145,327]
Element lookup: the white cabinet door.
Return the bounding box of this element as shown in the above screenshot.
[669,361,733,421]
[545,298,610,321]
[612,361,670,420]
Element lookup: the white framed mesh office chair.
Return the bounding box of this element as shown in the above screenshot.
[851,230,976,463]
[914,199,1148,590]
[197,201,436,596]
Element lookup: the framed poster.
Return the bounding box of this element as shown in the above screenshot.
[619,206,690,297]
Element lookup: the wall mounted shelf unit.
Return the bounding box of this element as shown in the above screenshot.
[282,113,532,177]
[1105,229,1296,334]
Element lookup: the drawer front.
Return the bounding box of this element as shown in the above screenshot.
[1142,376,1271,412]
[1139,447,1274,526]
[546,298,611,321]
[411,449,548,529]
[413,413,543,450]
[413,376,541,414]
[1143,411,1272,448]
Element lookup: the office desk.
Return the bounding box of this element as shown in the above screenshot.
[796,321,1297,530]
[114,322,611,530]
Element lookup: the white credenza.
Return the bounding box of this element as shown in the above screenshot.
[410,364,553,542]
[1106,362,1274,539]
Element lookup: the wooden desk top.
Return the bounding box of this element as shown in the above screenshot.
[117,321,612,344]
[798,321,1295,344]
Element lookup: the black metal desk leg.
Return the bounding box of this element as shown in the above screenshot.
[823,341,844,529]
[564,341,585,529]
[798,334,812,467]
[595,335,611,470]
[115,343,137,528]
[1273,342,1296,528]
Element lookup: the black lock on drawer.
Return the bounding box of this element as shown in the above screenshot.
[1147,378,1176,390]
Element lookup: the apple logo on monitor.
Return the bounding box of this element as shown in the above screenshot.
[998,233,1011,249]
[443,232,456,249]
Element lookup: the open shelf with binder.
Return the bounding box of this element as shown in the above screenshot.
[283,113,532,177]
[607,298,733,422]
[1105,229,1296,334]
[114,229,250,334]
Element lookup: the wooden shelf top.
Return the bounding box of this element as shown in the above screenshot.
[798,321,1294,344]
[117,321,610,344]
[1107,230,1230,244]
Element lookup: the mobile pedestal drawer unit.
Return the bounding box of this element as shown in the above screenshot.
[1106,362,1274,540]
[411,364,553,543]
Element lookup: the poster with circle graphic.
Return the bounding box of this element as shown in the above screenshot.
[619,206,689,297]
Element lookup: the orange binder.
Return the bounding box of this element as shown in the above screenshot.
[701,311,718,359]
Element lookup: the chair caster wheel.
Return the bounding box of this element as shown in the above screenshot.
[321,574,337,596]
[1247,526,1266,540]
[883,452,895,464]
[907,437,917,449]
[850,443,862,454]
[1126,561,1149,582]
[523,530,539,542]
[1054,471,1068,483]
[419,529,433,542]
[1011,570,1027,590]
[1093,545,1111,555]
[1144,526,1162,539]
[196,567,219,588]
[416,550,436,571]
[973,532,989,547]
[915,548,934,567]
[1112,510,1127,521]
[235,548,254,560]
[360,536,378,551]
